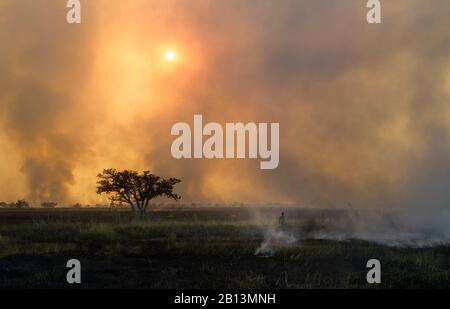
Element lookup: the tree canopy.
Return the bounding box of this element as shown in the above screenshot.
[96,169,181,214]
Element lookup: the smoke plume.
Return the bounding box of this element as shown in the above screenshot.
[0,0,449,240]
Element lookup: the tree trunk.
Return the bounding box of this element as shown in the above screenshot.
[137,207,146,219]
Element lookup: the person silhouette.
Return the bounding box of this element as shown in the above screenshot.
[278,211,285,228]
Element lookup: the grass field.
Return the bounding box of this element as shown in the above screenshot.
[0,207,449,288]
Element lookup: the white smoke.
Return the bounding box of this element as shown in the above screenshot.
[253,208,450,254]
[255,227,297,256]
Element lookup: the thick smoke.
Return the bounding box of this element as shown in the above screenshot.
[0,1,102,203]
[0,0,449,240]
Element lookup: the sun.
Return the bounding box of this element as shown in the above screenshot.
[164,50,177,62]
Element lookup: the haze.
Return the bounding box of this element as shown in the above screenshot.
[0,0,449,228]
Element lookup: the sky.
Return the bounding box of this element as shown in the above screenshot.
[0,0,450,214]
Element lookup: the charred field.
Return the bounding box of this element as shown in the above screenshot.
[0,207,449,289]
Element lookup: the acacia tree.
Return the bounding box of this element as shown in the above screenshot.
[96,169,181,215]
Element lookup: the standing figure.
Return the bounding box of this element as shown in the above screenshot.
[279,211,285,229]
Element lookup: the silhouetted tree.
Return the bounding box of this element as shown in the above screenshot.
[41,202,57,209]
[96,169,181,216]
[15,199,29,209]
[71,203,82,209]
